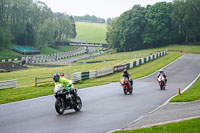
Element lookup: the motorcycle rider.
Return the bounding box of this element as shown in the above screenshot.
[122,69,133,87]
[53,74,77,101]
[157,69,167,85]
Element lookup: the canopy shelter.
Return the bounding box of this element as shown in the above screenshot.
[12,46,40,55]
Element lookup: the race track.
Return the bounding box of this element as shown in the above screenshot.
[0,54,200,133]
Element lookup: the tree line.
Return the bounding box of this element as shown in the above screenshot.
[74,14,105,23]
[0,0,76,49]
[106,0,200,52]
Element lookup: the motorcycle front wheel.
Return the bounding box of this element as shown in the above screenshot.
[74,96,82,111]
[123,86,128,95]
[55,99,65,114]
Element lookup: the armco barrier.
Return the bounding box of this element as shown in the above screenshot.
[125,63,130,69]
[114,65,125,72]
[81,72,89,80]
[133,61,137,67]
[72,72,82,83]
[72,51,167,82]
[130,62,133,69]
[89,70,97,79]
[97,67,114,77]
[0,80,17,89]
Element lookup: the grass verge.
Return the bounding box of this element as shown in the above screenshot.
[170,77,200,102]
[0,52,182,104]
[113,118,200,133]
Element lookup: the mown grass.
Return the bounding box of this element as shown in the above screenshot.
[76,22,107,43]
[170,77,200,102]
[0,50,22,60]
[0,52,182,104]
[113,118,200,133]
[160,45,200,54]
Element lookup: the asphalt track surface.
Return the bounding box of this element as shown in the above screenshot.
[0,54,200,133]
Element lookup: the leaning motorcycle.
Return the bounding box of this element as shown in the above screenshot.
[53,84,82,114]
[157,75,166,90]
[120,77,133,95]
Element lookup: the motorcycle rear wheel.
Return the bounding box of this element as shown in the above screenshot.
[55,99,65,114]
[74,96,82,111]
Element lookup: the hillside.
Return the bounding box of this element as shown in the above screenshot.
[75,22,107,43]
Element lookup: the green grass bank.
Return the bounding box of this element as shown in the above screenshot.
[170,77,200,102]
[113,118,200,133]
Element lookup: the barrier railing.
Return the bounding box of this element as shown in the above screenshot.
[72,51,167,83]
[0,80,17,89]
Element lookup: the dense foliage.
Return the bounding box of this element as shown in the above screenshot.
[106,0,200,52]
[0,0,76,49]
[74,14,105,23]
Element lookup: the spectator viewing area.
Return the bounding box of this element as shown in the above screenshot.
[12,46,40,55]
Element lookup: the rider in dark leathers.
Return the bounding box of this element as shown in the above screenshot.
[122,69,133,87]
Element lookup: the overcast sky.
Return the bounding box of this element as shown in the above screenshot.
[37,0,173,19]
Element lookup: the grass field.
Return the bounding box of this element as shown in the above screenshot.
[76,22,107,43]
[114,118,200,133]
[170,77,200,102]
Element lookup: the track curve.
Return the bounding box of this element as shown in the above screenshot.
[0,54,200,133]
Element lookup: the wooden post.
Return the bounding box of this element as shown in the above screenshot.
[35,77,37,87]
[178,88,181,95]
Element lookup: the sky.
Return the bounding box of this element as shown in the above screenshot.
[37,0,173,19]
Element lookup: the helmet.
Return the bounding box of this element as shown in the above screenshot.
[123,69,127,73]
[159,69,163,73]
[53,74,60,82]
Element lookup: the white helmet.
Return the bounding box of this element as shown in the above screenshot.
[159,69,163,72]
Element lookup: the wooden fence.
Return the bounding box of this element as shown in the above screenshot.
[35,77,53,87]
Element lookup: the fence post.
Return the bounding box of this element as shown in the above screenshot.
[35,77,37,87]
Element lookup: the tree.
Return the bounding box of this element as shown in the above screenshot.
[106,5,146,52]
[143,2,173,47]
[74,14,105,23]
[106,18,112,23]
[106,18,119,49]
[26,22,35,46]
[37,18,56,49]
